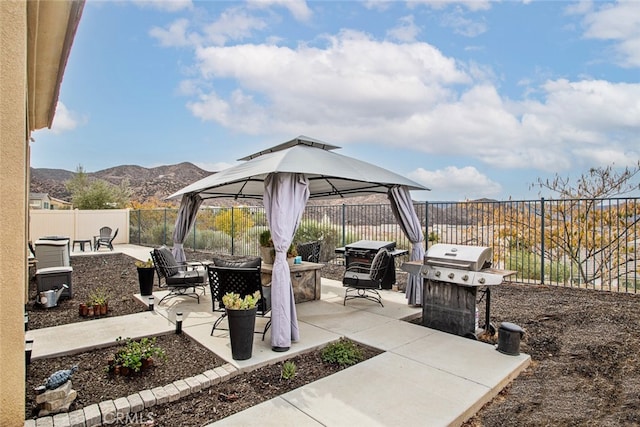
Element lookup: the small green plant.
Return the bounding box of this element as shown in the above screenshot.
[222,291,261,310]
[321,338,363,367]
[259,229,273,247]
[88,288,109,305]
[112,336,166,373]
[281,361,297,380]
[287,244,298,258]
[135,258,154,268]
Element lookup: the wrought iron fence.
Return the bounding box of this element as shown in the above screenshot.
[130,197,639,292]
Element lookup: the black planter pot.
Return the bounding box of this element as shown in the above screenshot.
[137,267,155,296]
[227,307,257,360]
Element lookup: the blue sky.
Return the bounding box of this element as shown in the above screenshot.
[32,0,640,201]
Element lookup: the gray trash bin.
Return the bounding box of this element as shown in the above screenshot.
[497,322,524,356]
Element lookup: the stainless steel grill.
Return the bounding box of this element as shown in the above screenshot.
[404,244,515,338]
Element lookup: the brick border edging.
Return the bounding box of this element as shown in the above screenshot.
[24,363,239,427]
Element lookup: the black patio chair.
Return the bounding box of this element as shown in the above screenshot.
[95,227,118,251]
[342,248,391,307]
[150,246,206,304]
[296,240,321,263]
[207,265,271,340]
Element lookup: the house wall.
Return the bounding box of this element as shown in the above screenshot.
[0,1,28,423]
[29,209,130,244]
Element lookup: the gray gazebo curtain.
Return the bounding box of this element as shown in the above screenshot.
[388,185,425,305]
[172,193,203,263]
[264,172,310,349]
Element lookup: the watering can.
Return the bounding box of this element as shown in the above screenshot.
[38,284,69,308]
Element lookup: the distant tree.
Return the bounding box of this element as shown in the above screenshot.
[65,165,132,209]
[532,163,640,199]
[213,207,255,238]
[493,163,640,288]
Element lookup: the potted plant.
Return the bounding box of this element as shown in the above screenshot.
[222,291,261,360]
[287,244,298,266]
[88,288,109,316]
[107,336,166,376]
[258,229,275,264]
[135,258,155,296]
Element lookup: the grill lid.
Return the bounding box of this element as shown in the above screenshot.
[424,244,492,272]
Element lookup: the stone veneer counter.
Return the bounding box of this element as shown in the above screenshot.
[260,262,323,303]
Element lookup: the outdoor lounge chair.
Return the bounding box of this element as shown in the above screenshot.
[296,240,321,263]
[94,227,118,251]
[207,265,271,339]
[342,247,391,307]
[150,246,207,304]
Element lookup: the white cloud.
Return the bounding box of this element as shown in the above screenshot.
[149,18,199,47]
[387,15,421,42]
[578,1,640,67]
[204,7,268,46]
[159,5,638,179]
[412,0,492,12]
[133,0,193,12]
[441,8,487,37]
[183,25,640,172]
[246,0,312,22]
[50,102,83,134]
[408,166,502,200]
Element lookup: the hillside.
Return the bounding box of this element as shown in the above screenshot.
[30,162,213,204]
[30,163,400,207]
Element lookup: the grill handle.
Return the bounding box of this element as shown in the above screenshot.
[426,259,473,270]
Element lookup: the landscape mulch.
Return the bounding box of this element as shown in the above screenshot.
[25,251,640,426]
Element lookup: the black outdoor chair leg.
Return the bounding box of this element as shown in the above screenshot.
[211,313,227,336]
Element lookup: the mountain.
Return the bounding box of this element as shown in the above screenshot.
[30,162,411,208]
[30,162,213,204]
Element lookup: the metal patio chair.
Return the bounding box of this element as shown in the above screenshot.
[296,240,321,263]
[342,247,391,308]
[207,265,271,340]
[150,246,206,304]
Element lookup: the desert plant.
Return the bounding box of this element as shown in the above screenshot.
[287,244,297,258]
[222,291,261,310]
[259,229,273,247]
[88,288,109,306]
[321,338,363,367]
[281,361,297,380]
[135,258,153,268]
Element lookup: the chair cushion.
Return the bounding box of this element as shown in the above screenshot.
[370,249,390,282]
[166,269,206,285]
[212,255,261,268]
[155,247,181,277]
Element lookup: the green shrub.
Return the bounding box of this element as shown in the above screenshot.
[321,338,363,366]
[505,249,573,283]
[112,337,166,373]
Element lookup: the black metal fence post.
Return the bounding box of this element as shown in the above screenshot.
[425,201,429,250]
[540,197,545,285]
[231,206,235,255]
[341,203,346,247]
[163,208,167,246]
